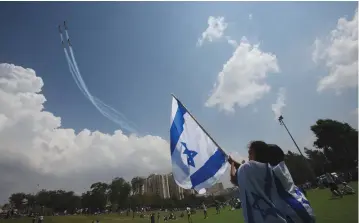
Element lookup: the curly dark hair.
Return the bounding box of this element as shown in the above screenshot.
[248,141,284,166]
[267,144,285,166]
[248,140,270,163]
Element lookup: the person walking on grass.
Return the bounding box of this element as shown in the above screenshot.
[186,207,193,223]
[202,203,208,219]
[216,203,220,214]
[150,213,155,223]
[229,141,315,223]
[325,172,342,198]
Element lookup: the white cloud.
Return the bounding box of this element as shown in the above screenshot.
[205,39,280,112]
[226,36,238,48]
[249,14,253,20]
[271,87,286,120]
[197,16,228,46]
[0,63,171,200]
[312,9,358,93]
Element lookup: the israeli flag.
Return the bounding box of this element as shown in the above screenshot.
[170,96,228,193]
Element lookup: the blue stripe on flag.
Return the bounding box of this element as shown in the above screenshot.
[190,149,226,188]
[170,99,187,155]
[273,175,313,223]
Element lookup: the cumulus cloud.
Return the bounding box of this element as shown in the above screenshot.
[312,9,358,93]
[0,63,171,201]
[197,16,228,46]
[271,87,286,120]
[205,39,280,112]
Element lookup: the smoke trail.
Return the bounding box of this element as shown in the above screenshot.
[60,28,137,133]
[65,46,137,131]
[61,32,90,98]
[66,44,137,132]
[61,31,120,125]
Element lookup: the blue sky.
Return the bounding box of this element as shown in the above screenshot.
[0,2,357,198]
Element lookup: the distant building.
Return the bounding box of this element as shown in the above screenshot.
[206,182,224,195]
[167,173,184,200]
[139,184,145,195]
[183,189,196,196]
[143,173,211,200]
[212,186,239,197]
[144,174,170,199]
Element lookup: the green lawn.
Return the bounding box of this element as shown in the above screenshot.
[3,183,358,223]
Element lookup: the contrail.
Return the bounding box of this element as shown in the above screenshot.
[60,30,91,98]
[59,23,137,133]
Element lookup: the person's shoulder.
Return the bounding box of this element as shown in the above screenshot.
[236,161,251,178]
[238,160,262,170]
[238,161,251,168]
[238,160,268,174]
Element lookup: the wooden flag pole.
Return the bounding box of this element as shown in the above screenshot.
[171,93,229,157]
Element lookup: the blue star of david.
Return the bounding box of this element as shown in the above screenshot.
[251,192,281,220]
[295,188,310,206]
[181,142,198,168]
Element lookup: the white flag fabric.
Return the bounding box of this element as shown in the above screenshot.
[272,162,315,223]
[170,96,228,192]
[237,160,315,223]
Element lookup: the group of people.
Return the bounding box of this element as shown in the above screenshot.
[31,215,44,223]
[146,140,353,223]
[149,211,177,223]
[228,141,315,223]
[325,172,355,198]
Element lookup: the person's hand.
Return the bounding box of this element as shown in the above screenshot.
[228,156,241,169]
[228,156,234,164]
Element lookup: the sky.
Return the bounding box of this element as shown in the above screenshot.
[0,2,357,202]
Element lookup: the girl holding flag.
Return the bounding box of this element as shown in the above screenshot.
[229,141,315,223]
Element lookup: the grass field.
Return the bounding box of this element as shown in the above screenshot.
[2,183,358,223]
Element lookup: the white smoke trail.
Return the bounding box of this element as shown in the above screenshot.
[66,46,137,131]
[60,29,137,133]
[271,87,286,120]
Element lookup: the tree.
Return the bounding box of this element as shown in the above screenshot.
[311,119,358,170]
[25,194,36,208]
[108,177,131,209]
[304,148,328,176]
[284,151,309,184]
[9,193,26,210]
[89,182,108,211]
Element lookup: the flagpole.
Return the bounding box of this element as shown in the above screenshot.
[171,93,229,157]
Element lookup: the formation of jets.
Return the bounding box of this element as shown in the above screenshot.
[58,21,71,47]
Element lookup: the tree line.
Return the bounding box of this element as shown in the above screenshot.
[3,119,357,215]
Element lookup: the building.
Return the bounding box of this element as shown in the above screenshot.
[142,173,203,200]
[138,184,145,195]
[183,189,196,196]
[206,182,224,195]
[144,174,170,199]
[167,173,184,200]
